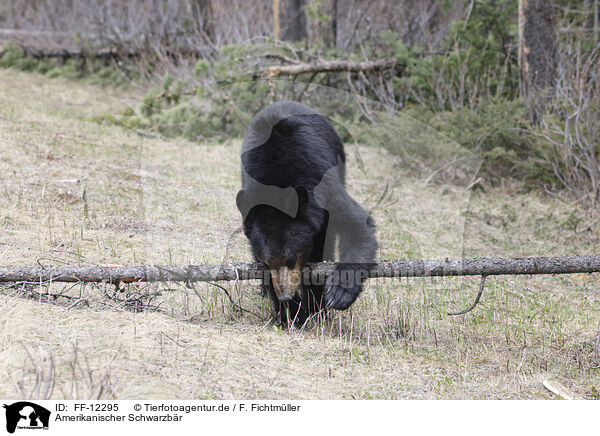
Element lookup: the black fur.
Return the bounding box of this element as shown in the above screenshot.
[236,101,377,325]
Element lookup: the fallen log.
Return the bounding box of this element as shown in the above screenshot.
[0,28,77,37]
[257,58,402,78]
[20,46,139,60]
[0,44,138,61]
[0,255,599,285]
[0,43,204,61]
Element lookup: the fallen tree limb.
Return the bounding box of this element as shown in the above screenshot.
[257,58,403,78]
[0,255,598,284]
[448,275,488,316]
[0,44,139,61]
[0,43,204,61]
[0,28,77,37]
[20,46,140,60]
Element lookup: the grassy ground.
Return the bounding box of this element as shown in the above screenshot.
[0,68,599,399]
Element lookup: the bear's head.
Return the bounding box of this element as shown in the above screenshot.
[237,186,319,302]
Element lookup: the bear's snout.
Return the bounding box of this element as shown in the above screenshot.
[270,266,301,302]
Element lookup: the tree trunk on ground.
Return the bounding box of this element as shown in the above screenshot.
[280,0,308,41]
[518,0,556,122]
[257,58,400,78]
[1,256,599,284]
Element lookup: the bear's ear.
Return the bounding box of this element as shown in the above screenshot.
[295,186,308,213]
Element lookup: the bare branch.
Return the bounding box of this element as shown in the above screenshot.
[256,58,402,78]
[447,275,487,315]
[0,255,599,284]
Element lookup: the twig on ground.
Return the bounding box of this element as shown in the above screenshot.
[448,275,487,316]
[205,282,262,319]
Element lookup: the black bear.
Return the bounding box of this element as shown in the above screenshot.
[236,101,377,325]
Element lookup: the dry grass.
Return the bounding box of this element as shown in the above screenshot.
[0,69,599,399]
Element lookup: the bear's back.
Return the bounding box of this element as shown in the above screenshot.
[241,102,345,189]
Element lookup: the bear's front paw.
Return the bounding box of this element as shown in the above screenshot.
[324,264,367,310]
[324,283,361,310]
